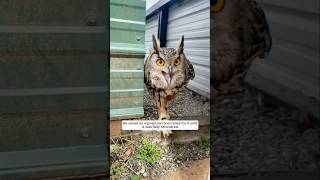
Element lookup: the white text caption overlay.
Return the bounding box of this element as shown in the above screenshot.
[121,120,199,130]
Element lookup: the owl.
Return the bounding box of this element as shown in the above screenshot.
[144,35,195,137]
[211,0,272,95]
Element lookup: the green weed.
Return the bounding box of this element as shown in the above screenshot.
[197,136,210,151]
[136,138,161,165]
[130,175,140,180]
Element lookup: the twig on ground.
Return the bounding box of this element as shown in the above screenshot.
[121,161,139,175]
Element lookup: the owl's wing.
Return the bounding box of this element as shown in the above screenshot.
[243,0,272,62]
[185,57,195,81]
[231,0,272,78]
[144,59,151,86]
[144,54,155,90]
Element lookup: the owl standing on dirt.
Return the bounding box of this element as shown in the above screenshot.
[144,35,195,137]
[211,0,272,95]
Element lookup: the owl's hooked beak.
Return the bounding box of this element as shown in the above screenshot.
[162,65,174,84]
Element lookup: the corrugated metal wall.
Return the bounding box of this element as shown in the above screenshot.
[145,13,159,53]
[110,0,145,119]
[166,0,210,98]
[0,0,107,178]
[145,0,210,98]
[245,0,320,117]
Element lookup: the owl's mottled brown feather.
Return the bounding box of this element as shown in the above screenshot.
[183,54,195,83]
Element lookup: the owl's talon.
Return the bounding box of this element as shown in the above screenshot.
[162,130,172,137]
[159,113,172,137]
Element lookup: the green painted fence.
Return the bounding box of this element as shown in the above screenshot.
[0,0,108,178]
[110,0,145,119]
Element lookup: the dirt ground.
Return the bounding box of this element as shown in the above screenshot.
[150,158,210,180]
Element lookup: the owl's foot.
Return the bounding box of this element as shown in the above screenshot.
[162,130,172,137]
[158,112,170,120]
[158,113,172,137]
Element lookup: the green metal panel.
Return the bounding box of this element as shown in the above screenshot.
[110,0,145,119]
[0,0,108,178]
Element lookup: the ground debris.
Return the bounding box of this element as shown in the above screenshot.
[110,132,209,180]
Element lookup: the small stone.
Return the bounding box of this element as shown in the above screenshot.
[143,172,147,177]
[139,165,145,174]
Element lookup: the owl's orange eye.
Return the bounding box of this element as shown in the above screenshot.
[174,59,181,65]
[156,59,165,66]
[211,0,225,13]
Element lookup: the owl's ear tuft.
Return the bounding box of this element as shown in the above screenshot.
[152,34,161,53]
[177,35,184,54]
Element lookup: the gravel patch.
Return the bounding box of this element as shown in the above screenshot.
[144,85,210,120]
[211,85,320,174]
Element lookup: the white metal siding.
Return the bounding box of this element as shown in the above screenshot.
[245,0,320,117]
[166,0,210,98]
[145,13,159,54]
